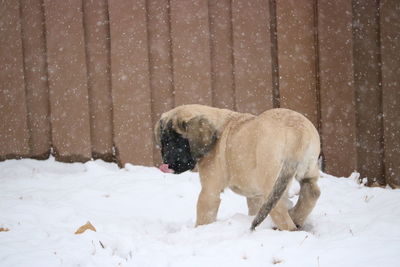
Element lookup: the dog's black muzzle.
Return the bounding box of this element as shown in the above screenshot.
[160,122,196,174]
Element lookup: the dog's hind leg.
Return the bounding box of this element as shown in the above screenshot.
[251,160,299,231]
[269,196,298,231]
[247,196,264,216]
[289,168,320,228]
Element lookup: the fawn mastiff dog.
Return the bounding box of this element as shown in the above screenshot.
[155,104,321,231]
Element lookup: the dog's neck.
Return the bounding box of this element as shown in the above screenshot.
[197,111,255,182]
[218,111,254,133]
[203,107,235,128]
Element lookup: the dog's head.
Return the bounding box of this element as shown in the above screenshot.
[155,106,218,174]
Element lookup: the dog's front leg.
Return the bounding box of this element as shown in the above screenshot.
[195,188,221,226]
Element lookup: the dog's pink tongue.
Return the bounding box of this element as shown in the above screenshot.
[159,164,174,173]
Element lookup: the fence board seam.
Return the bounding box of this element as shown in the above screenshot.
[40,0,54,156]
[19,0,32,157]
[313,0,323,170]
[269,0,280,109]
[228,0,237,111]
[104,0,116,159]
[81,0,93,158]
[207,0,215,107]
[167,0,176,108]
[376,1,387,184]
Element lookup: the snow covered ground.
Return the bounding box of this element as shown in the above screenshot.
[1,157,399,267]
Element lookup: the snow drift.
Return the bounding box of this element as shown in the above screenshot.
[0,158,399,267]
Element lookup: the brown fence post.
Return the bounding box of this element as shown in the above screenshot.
[318,0,358,177]
[232,0,274,114]
[276,0,318,127]
[170,0,213,106]
[352,0,385,185]
[209,0,235,110]
[0,0,30,159]
[380,0,400,188]
[109,0,153,167]
[20,0,51,159]
[147,0,175,166]
[44,0,92,162]
[83,0,114,162]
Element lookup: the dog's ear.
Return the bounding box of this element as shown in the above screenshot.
[176,117,188,133]
[186,116,217,159]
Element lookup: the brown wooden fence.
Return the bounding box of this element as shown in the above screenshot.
[0,0,399,187]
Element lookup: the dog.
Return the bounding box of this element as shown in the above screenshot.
[154,104,321,231]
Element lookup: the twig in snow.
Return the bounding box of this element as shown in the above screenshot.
[272,258,283,264]
[349,228,354,236]
[299,235,309,246]
[91,240,96,255]
[364,195,374,203]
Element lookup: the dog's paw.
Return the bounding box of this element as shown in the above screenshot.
[272,225,299,231]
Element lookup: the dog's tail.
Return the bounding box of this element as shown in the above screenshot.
[250,159,299,231]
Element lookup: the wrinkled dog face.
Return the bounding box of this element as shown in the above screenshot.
[159,121,197,174]
[156,112,218,174]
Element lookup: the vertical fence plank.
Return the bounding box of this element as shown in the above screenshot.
[44,0,91,162]
[147,0,174,165]
[269,0,280,109]
[276,0,318,126]
[380,0,400,188]
[318,0,357,176]
[352,0,385,185]
[0,0,30,159]
[83,0,114,161]
[232,0,273,114]
[20,0,51,159]
[170,0,212,106]
[209,0,235,110]
[109,0,153,167]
